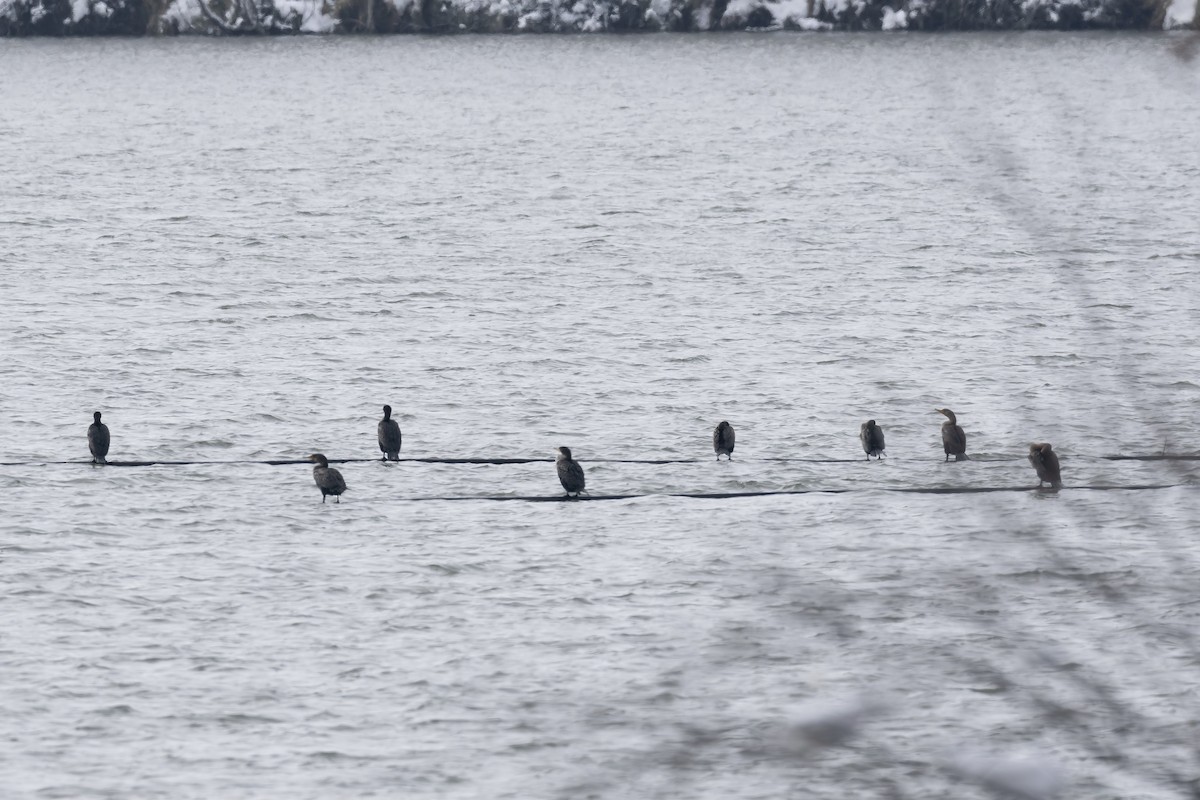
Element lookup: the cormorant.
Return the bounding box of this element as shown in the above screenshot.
[309,453,347,503]
[713,420,735,461]
[935,408,968,461]
[556,446,586,497]
[378,404,401,461]
[1028,443,1062,489]
[88,411,110,464]
[860,419,885,460]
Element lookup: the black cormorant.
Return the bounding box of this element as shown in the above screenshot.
[1028,443,1062,489]
[378,405,401,461]
[713,421,735,461]
[556,446,586,497]
[309,453,347,503]
[935,408,968,462]
[860,419,885,460]
[88,411,110,464]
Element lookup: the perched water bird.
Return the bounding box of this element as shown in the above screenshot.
[88,411,110,464]
[936,408,968,461]
[556,446,586,497]
[378,404,402,461]
[309,453,347,503]
[713,420,735,461]
[1028,442,1063,489]
[860,419,885,460]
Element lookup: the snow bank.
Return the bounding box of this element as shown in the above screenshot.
[880,4,905,27]
[1165,0,1196,26]
[274,0,337,30]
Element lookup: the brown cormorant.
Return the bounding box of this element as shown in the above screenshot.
[860,419,885,460]
[936,408,968,461]
[1028,443,1062,489]
[88,411,110,464]
[713,421,735,461]
[378,405,401,461]
[556,446,586,497]
[309,453,347,503]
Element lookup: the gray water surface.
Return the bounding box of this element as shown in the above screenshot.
[2,34,1199,799]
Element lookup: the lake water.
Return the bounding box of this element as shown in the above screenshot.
[2,32,1199,799]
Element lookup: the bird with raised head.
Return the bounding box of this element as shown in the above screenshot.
[309,453,347,503]
[935,408,968,461]
[88,411,110,464]
[378,404,402,461]
[556,446,586,498]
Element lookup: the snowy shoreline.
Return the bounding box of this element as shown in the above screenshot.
[1,0,1195,35]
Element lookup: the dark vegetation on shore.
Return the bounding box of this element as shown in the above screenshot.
[0,0,1190,37]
